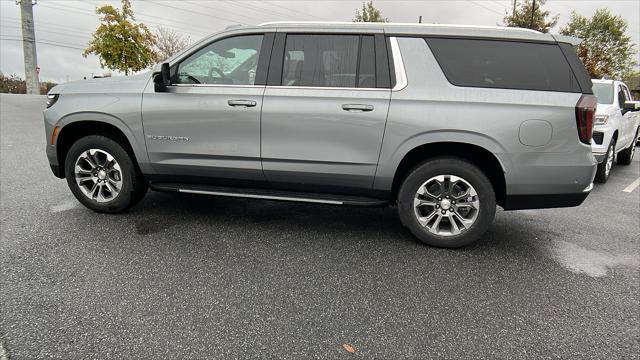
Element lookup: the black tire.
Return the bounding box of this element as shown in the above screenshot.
[617,129,638,165]
[595,138,616,183]
[65,135,147,213]
[397,157,496,248]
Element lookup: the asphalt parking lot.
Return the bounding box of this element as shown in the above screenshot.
[1,94,639,359]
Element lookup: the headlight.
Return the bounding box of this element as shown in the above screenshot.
[46,94,59,108]
[594,115,608,125]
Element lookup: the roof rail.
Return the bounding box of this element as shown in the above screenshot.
[257,21,542,34]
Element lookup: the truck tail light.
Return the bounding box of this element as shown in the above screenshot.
[575,94,597,144]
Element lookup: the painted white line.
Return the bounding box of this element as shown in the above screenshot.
[623,177,640,193]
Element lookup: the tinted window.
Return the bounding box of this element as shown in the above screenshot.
[176,35,263,85]
[358,36,376,88]
[282,35,360,87]
[559,43,593,94]
[622,85,632,101]
[618,85,628,108]
[592,83,614,104]
[426,38,580,92]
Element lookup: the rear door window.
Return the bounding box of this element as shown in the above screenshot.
[281,34,376,88]
[426,38,581,92]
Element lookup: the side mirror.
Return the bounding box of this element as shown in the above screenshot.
[161,62,171,86]
[154,63,171,92]
[624,101,640,113]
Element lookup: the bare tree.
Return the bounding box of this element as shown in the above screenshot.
[154,26,191,62]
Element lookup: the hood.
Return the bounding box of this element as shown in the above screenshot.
[48,72,152,95]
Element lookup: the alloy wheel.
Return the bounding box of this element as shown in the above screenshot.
[74,149,123,203]
[413,175,480,236]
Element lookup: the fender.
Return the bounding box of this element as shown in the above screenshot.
[55,111,152,173]
[373,129,510,191]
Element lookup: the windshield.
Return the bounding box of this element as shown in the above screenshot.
[592,83,614,104]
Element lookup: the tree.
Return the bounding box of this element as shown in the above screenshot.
[83,0,157,75]
[353,1,389,23]
[503,0,558,33]
[560,9,636,79]
[154,26,191,62]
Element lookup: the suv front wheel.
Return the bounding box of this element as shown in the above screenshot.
[595,138,616,183]
[64,135,147,213]
[397,157,496,248]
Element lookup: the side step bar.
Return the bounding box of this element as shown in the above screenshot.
[149,183,389,207]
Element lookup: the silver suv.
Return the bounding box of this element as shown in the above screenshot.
[44,22,597,247]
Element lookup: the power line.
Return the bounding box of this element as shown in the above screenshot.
[1,16,89,34]
[0,36,87,51]
[469,1,504,16]
[220,0,314,22]
[1,24,90,42]
[143,0,248,25]
[37,2,212,37]
[183,0,275,24]
[256,1,322,20]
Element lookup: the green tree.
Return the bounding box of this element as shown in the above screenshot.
[353,1,389,23]
[560,9,636,79]
[503,0,558,33]
[83,0,157,75]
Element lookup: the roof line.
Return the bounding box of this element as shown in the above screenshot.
[257,21,542,34]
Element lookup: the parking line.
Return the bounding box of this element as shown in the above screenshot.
[623,177,640,193]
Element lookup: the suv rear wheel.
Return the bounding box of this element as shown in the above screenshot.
[64,135,147,213]
[397,157,496,248]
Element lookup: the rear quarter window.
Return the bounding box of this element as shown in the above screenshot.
[425,38,581,93]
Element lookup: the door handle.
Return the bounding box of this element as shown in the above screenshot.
[342,104,374,112]
[228,100,257,107]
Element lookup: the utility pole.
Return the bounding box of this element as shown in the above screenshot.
[530,0,536,29]
[18,0,40,94]
[512,0,517,18]
[418,15,422,24]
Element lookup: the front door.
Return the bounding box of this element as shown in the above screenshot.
[261,33,391,190]
[141,33,269,181]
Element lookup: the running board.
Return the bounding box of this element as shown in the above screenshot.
[149,183,389,207]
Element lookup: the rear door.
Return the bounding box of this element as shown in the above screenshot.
[260,33,392,190]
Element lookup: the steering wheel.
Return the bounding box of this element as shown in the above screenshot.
[184,74,201,84]
[208,67,229,82]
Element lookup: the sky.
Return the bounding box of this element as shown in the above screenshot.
[1,0,639,84]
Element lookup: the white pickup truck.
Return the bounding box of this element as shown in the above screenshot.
[591,79,640,183]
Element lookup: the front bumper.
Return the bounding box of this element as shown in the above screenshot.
[591,125,613,163]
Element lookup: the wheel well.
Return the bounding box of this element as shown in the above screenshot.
[612,130,619,142]
[391,142,506,206]
[56,121,137,178]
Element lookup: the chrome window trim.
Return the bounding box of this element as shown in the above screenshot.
[170,84,264,88]
[389,37,408,91]
[265,85,386,91]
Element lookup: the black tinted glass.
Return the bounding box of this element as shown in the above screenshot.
[426,38,580,92]
[282,35,359,87]
[358,36,376,88]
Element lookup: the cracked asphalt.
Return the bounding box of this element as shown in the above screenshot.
[1,94,639,359]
